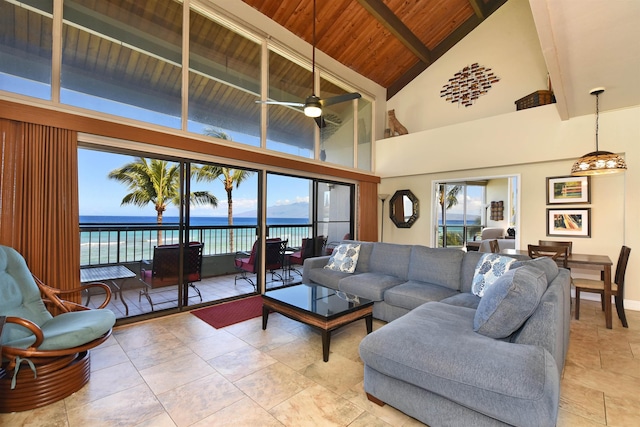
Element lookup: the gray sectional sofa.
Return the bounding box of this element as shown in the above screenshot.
[302,241,571,427]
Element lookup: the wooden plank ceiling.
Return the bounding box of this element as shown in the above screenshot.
[242,0,508,99]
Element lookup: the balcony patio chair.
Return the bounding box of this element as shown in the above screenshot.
[235,238,287,290]
[288,237,312,276]
[140,242,204,310]
[324,233,351,255]
[0,245,116,413]
[574,246,631,327]
[289,236,326,275]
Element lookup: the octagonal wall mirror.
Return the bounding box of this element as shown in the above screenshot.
[389,189,419,228]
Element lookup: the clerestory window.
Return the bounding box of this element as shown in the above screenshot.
[0,0,374,170]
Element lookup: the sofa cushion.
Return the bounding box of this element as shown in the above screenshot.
[474,265,547,339]
[369,243,412,280]
[439,292,481,309]
[359,302,560,427]
[343,240,374,273]
[384,281,458,311]
[407,246,464,290]
[471,253,517,297]
[459,252,484,293]
[512,257,559,284]
[307,267,353,290]
[338,272,406,301]
[324,243,361,273]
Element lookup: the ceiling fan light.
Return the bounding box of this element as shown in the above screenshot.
[304,96,322,117]
[304,105,322,118]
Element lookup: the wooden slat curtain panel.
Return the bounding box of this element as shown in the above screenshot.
[0,119,81,303]
[0,119,24,246]
[357,181,378,242]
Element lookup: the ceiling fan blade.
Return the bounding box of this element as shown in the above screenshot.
[255,100,305,107]
[320,92,362,107]
[313,116,326,128]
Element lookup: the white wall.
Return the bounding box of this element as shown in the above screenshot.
[376,0,640,310]
[386,0,549,133]
[486,178,509,229]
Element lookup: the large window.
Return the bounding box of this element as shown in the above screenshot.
[266,50,315,157]
[357,97,373,171]
[0,0,53,100]
[1,0,374,171]
[319,76,355,167]
[61,0,183,128]
[188,8,261,146]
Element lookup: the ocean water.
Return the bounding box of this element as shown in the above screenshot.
[80,216,310,265]
[80,215,309,226]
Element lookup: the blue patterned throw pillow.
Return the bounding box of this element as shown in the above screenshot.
[324,243,361,273]
[471,253,517,297]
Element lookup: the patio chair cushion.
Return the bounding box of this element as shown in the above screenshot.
[0,249,53,341]
[3,309,116,350]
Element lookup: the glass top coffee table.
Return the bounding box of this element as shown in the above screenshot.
[262,283,373,362]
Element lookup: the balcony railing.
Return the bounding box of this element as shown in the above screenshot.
[437,225,483,248]
[80,222,313,266]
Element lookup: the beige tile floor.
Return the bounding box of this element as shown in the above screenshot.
[2,299,639,426]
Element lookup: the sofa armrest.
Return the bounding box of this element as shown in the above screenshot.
[302,256,330,283]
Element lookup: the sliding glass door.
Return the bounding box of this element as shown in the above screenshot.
[316,181,354,254]
[435,182,485,248]
[79,146,355,319]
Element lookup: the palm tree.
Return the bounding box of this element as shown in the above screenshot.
[193,165,253,252]
[108,157,218,245]
[198,129,254,252]
[438,184,462,219]
[438,184,462,247]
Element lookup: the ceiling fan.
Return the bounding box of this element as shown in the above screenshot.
[256,0,361,127]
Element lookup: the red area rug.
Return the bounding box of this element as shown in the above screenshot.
[191,295,263,329]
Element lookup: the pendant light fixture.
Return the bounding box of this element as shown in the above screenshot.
[571,88,627,176]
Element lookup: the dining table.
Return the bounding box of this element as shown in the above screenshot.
[501,249,615,329]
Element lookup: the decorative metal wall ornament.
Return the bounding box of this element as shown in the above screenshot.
[440,63,500,107]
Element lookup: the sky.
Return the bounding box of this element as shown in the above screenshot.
[78,149,310,217]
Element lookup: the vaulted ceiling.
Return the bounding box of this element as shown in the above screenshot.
[242,0,640,118]
[242,0,508,99]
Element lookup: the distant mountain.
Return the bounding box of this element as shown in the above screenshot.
[236,201,310,218]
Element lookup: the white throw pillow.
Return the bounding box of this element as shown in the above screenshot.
[324,243,361,273]
[471,253,517,297]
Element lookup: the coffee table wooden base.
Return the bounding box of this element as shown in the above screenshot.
[262,299,373,362]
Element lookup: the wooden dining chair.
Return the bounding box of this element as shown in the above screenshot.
[527,244,569,268]
[538,240,575,283]
[489,239,500,253]
[539,240,572,255]
[574,246,631,327]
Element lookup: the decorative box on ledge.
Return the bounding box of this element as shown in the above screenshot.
[515,90,556,110]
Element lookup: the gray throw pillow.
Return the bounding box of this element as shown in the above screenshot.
[324,243,361,273]
[474,265,547,339]
[512,257,559,284]
[471,253,517,297]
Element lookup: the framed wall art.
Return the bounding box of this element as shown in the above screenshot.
[547,208,591,237]
[546,176,590,204]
